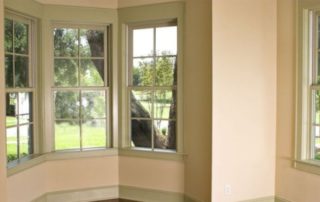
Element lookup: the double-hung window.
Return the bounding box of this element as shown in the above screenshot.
[52,25,111,151]
[127,20,178,152]
[4,13,35,163]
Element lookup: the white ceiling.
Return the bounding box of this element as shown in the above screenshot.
[34,0,184,8]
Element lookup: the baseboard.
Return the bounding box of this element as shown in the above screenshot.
[184,194,201,202]
[275,196,291,202]
[239,196,291,202]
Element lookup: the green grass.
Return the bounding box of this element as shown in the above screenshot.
[6,116,17,127]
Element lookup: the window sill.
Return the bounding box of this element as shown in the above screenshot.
[119,147,185,161]
[7,148,118,177]
[294,159,320,175]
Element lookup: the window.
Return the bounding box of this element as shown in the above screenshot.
[127,21,178,151]
[4,13,35,162]
[52,25,111,151]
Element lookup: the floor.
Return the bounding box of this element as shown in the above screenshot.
[94,199,139,202]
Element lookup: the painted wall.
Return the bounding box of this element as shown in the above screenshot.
[0,0,7,201]
[212,0,277,201]
[183,0,212,201]
[276,0,320,201]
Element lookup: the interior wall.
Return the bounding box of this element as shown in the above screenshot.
[0,0,7,201]
[183,0,212,201]
[276,0,320,201]
[212,0,277,201]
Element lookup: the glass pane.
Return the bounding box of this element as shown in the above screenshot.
[6,127,18,162]
[154,120,176,150]
[133,28,154,57]
[80,29,104,57]
[54,59,78,87]
[54,28,78,57]
[14,22,29,54]
[154,90,175,119]
[80,59,104,86]
[155,57,176,86]
[81,91,106,119]
[132,58,154,86]
[131,119,152,148]
[131,90,152,118]
[15,56,29,87]
[55,120,80,150]
[5,19,13,52]
[156,26,177,56]
[6,93,18,127]
[5,55,13,87]
[54,91,80,119]
[82,119,106,148]
[19,124,33,157]
[18,92,32,123]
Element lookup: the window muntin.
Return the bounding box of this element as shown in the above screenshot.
[4,15,35,163]
[52,25,111,151]
[128,22,178,151]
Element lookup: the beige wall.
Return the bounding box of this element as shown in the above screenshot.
[212,0,277,201]
[0,0,7,201]
[276,0,320,201]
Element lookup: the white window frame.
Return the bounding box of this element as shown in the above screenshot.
[50,23,113,152]
[122,19,183,154]
[5,10,38,165]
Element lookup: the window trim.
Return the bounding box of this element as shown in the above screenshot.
[122,19,183,154]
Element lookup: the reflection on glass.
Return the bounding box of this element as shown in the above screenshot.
[19,124,32,157]
[81,91,106,119]
[133,28,154,57]
[55,121,80,150]
[15,56,29,87]
[155,57,176,86]
[132,58,154,86]
[5,19,13,53]
[6,93,18,127]
[154,90,174,119]
[131,90,152,118]
[19,92,32,115]
[80,59,104,86]
[54,91,80,119]
[5,55,13,87]
[82,119,106,148]
[156,26,177,56]
[80,29,104,57]
[131,119,152,148]
[54,28,78,57]
[54,59,78,86]
[14,22,29,54]
[6,127,18,162]
[154,120,176,150]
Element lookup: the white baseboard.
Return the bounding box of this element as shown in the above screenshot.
[239,196,291,202]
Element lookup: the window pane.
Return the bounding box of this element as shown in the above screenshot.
[133,28,154,57]
[54,59,78,87]
[156,26,177,56]
[14,22,28,54]
[155,57,176,86]
[82,119,106,148]
[6,93,18,127]
[54,91,80,119]
[131,90,152,118]
[54,28,78,57]
[154,120,176,150]
[5,19,13,53]
[80,29,104,57]
[5,55,13,87]
[6,127,18,162]
[15,56,29,87]
[131,119,152,148]
[18,92,33,123]
[154,90,176,119]
[19,124,33,157]
[81,91,106,119]
[80,59,104,86]
[132,58,154,86]
[55,120,80,150]
[313,90,320,159]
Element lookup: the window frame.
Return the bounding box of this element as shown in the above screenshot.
[122,19,183,154]
[50,23,113,152]
[4,10,38,165]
